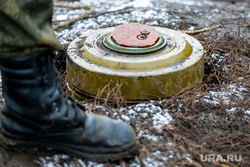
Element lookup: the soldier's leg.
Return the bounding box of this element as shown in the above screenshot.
[0,0,61,58]
[0,0,138,161]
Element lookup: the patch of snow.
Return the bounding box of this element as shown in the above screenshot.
[144,10,158,19]
[79,160,106,167]
[201,84,248,106]
[141,112,148,118]
[39,154,108,167]
[55,14,68,21]
[128,109,136,115]
[133,0,153,8]
[188,26,195,31]
[121,114,130,121]
[143,156,166,167]
[38,154,72,167]
[211,53,230,68]
[226,107,237,113]
[202,94,221,105]
[155,0,214,6]
[143,134,160,142]
[47,162,54,167]
[153,109,173,132]
[245,110,250,115]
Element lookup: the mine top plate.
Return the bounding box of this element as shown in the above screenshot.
[111,23,160,48]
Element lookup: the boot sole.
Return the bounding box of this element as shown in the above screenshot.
[0,133,139,162]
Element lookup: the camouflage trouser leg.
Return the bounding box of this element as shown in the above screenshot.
[0,0,61,58]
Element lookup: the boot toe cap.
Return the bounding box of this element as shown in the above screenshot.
[111,120,136,146]
[84,113,137,149]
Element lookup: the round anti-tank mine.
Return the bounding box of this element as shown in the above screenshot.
[66,23,204,102]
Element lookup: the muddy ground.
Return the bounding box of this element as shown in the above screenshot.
[0,0,249,166]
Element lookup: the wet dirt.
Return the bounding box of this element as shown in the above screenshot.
[0,0,249,166]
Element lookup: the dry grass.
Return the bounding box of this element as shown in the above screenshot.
[94,82,126,109]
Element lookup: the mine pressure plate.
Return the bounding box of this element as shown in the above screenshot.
[103,23,167,54]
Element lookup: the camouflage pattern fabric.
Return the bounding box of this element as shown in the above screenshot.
[0,0,61,58]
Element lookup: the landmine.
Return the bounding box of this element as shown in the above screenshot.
[66,23,204,102]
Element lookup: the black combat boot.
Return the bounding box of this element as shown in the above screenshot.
[0,51,138,161]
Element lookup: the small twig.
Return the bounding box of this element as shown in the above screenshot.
[180,24,220,34]
[119,159,127,167]
[85,109,93,114]
[53,3,95,30]
[85,7,133,19]
[242,23,250,27]
[185,157,202,167]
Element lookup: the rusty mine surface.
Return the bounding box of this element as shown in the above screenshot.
[111,23,160,47]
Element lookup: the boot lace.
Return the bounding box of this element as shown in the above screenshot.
[64,93,85,125]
